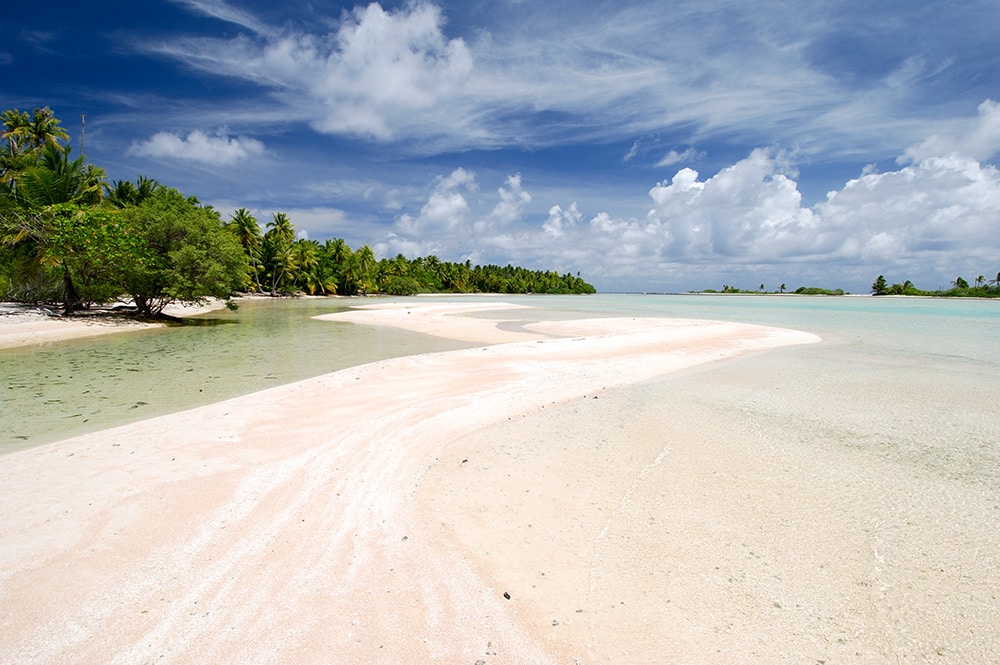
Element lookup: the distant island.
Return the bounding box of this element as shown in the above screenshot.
[698,284,846,295]
[697,274,1000,298]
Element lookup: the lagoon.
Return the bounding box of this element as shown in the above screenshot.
[3,293,998,452]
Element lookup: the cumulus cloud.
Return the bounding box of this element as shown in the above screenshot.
[128,130,264,165]
[601,143,999,288]
[327,99,1000,292]
[817,154,1000,270]
[482,174,531,229]
[646,149,823,260]
[543,203,582,239]
[395,167,477,235]
[386,140,1000,291]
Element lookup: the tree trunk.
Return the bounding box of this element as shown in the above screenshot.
[61,269,84,315]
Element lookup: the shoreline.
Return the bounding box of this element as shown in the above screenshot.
[0,300,231,350]
[0,302,820,663]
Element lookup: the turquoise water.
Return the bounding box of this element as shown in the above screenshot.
[3,294,998,453]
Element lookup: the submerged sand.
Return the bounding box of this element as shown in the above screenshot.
[2,301,998,663]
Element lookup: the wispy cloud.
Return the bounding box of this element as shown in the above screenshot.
[135,1,992,161]
[655,148,704,168]
[167,0,272,35]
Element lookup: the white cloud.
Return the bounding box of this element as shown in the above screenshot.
[623,141,640,162]
[647,149,823,259]
[375,135,1000,291]
[139,2,999,160]
[655,148,703,168]
[128,130,264,165]
[817,154,1000,273]
[395,167,477,235]
[152,2,474,143]
[168,0,271,35]
[900,99,1000,163]
[482,174,531,229]
[543,203,582,239]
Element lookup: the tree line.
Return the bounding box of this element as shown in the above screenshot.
[228,208,595,298]
[1,107,594,316]
[871,274,1000,297]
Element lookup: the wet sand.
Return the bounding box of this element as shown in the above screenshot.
[2,302,998,662]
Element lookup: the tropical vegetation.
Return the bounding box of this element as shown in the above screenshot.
[871,274,1000,297]
[1,107,595,316]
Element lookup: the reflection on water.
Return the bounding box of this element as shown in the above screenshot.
[1,298,471,451]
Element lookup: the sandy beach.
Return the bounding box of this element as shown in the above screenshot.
[2,300,998,663]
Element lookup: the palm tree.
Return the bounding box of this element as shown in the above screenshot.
[11,143,105,207]
[228,208,263,291]
[289,238,319,291]
[104,175,162,208]
[266,212,295,246]
[976,275,986,288]
[23,107,69,153]
[2,107,68,154]
[263,213,296,295]
[354,245,377,293]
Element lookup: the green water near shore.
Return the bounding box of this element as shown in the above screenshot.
[1,298,471,451]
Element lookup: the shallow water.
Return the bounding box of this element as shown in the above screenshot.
[3,293,998,454]
[1,298,471,451]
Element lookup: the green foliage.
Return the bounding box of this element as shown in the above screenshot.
[119,188,249,316]
[871,274,1000,298]
[871,275,888,295]
[793,286,845,295]
[45,205,142,306]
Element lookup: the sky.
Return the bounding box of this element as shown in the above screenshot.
[4,0,1000,293]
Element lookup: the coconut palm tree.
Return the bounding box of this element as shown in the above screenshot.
[104,175,162,208]
[2,107,69,154]
[11,143,105,207]
[227,208,264,291]
[262,213,297,295]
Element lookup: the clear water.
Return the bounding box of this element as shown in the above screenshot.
[1,298,472,451]
[3,294,998,454]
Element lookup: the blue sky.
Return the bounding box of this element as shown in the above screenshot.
[4,0,1000,292]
